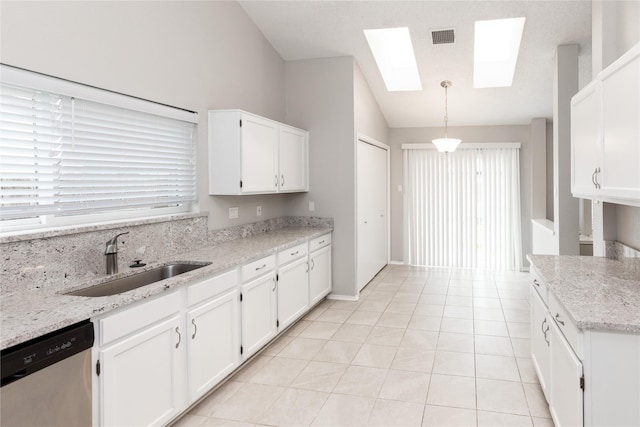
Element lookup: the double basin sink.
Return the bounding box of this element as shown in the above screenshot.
[66,263,211,297]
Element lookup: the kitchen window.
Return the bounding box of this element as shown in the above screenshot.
[0,65,198,233]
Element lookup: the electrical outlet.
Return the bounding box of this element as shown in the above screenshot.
[309,201,315,211]
[229,207,239,219]
[256,205,262,216]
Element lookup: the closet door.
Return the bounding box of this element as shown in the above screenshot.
[357,139,388,291]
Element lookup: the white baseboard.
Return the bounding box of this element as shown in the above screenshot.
[326,293,359,302]
[388,260,405,265]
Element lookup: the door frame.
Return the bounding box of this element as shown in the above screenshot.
[355,133,390,293]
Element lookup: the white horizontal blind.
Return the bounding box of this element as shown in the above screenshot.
[0,66,197,222]
[403,147,522,271]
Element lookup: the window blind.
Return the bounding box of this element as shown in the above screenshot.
[403,146,523,271]
[0,65,197,221]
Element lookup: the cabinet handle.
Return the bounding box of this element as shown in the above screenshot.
[533,279,540,287]
[290,250,299,256]
[306,261,309,273]
[255,263,267,271]
[319,240,325,245]
[191,318,197,339]
[175,327,181,349]
[311,259,315,270]
[281,174,285,186]
[274,175,278,187]
[272,277,276,292]
[554,313,565,326]
[592,168,598,188]
[595,167,601,189]
[541,317,547,333]
[543,323,550,347]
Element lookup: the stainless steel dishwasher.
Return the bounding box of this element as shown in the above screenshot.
[1,320,95,427]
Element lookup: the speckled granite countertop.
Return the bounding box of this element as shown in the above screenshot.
[527,255,640,333]
[1,226,332,350]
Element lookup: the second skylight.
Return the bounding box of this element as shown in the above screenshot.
[364,27,422,92]
[474,17,526,88]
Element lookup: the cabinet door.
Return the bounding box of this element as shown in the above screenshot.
[187,288,240,403]
[530,287,550,401]
[278,126,308,192]
[240,114,278,193]
[100,315,185,427]
[571,81,601,199]
[549,319,583,427]
[309,245,332,306]
[277,256,309,330]
[241,273,277,360]
[601,49,640,202]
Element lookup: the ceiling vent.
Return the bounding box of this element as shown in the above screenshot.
[431,29,455,45]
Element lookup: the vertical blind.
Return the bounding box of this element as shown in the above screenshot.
[0,65,198,221]
[403,146,522,271]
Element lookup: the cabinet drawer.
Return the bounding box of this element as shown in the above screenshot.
[549,292,582,359]
[531,273,548,306]
[187,269,238,307]
[242,254,275,283]
[278,243,308,265]
[309,234,331,252]
[100,292,181,346]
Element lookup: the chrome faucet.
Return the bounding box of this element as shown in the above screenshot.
[105,232,129,275]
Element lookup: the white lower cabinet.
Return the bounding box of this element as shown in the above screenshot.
[530,286,550,399]
[94,232,332,426]
[277,256,310,331]
[241,272,277,360]
[549,319,583,427]
[186,287,240,402]
[530,272,640,427]
[309,244,331,306]
[99,313,185,427]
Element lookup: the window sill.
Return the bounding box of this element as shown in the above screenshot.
[0,212,208,244]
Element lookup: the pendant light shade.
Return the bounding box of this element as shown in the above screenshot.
[432,80,461,153]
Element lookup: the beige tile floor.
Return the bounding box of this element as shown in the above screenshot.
[174,265,554,427]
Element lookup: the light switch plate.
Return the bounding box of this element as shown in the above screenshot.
[309,201,315,211]
[229,207,239,219]
[256,205,262,216]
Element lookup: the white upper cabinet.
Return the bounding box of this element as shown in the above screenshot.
[600,46,640,202]
[240,114,279,193]
[278,126,308,192]
[571,42,640,206]
[209,110,308,195]
[571,81,601,199]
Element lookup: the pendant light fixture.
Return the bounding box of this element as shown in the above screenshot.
[432,80,461,153]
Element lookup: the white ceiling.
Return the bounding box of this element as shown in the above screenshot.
[238,0,592,128]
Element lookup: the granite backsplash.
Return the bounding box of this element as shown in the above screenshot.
[0,215,332,293]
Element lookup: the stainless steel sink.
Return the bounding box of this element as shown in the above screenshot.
[65,262,211,297]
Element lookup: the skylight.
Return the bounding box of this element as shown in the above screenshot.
[474,17,526,88]
[364,27,422,92]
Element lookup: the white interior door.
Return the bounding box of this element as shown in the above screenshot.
[357,138,388,291]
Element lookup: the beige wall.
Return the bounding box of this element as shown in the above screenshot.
[0,0,290,231]
[285,57,389,298]
[354,63,389,145]
[388,125,532,267]
[285,57,357,297]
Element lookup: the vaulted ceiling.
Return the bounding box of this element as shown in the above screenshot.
[239,1,592,128]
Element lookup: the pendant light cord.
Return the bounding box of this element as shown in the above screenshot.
[443,85,449,139]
